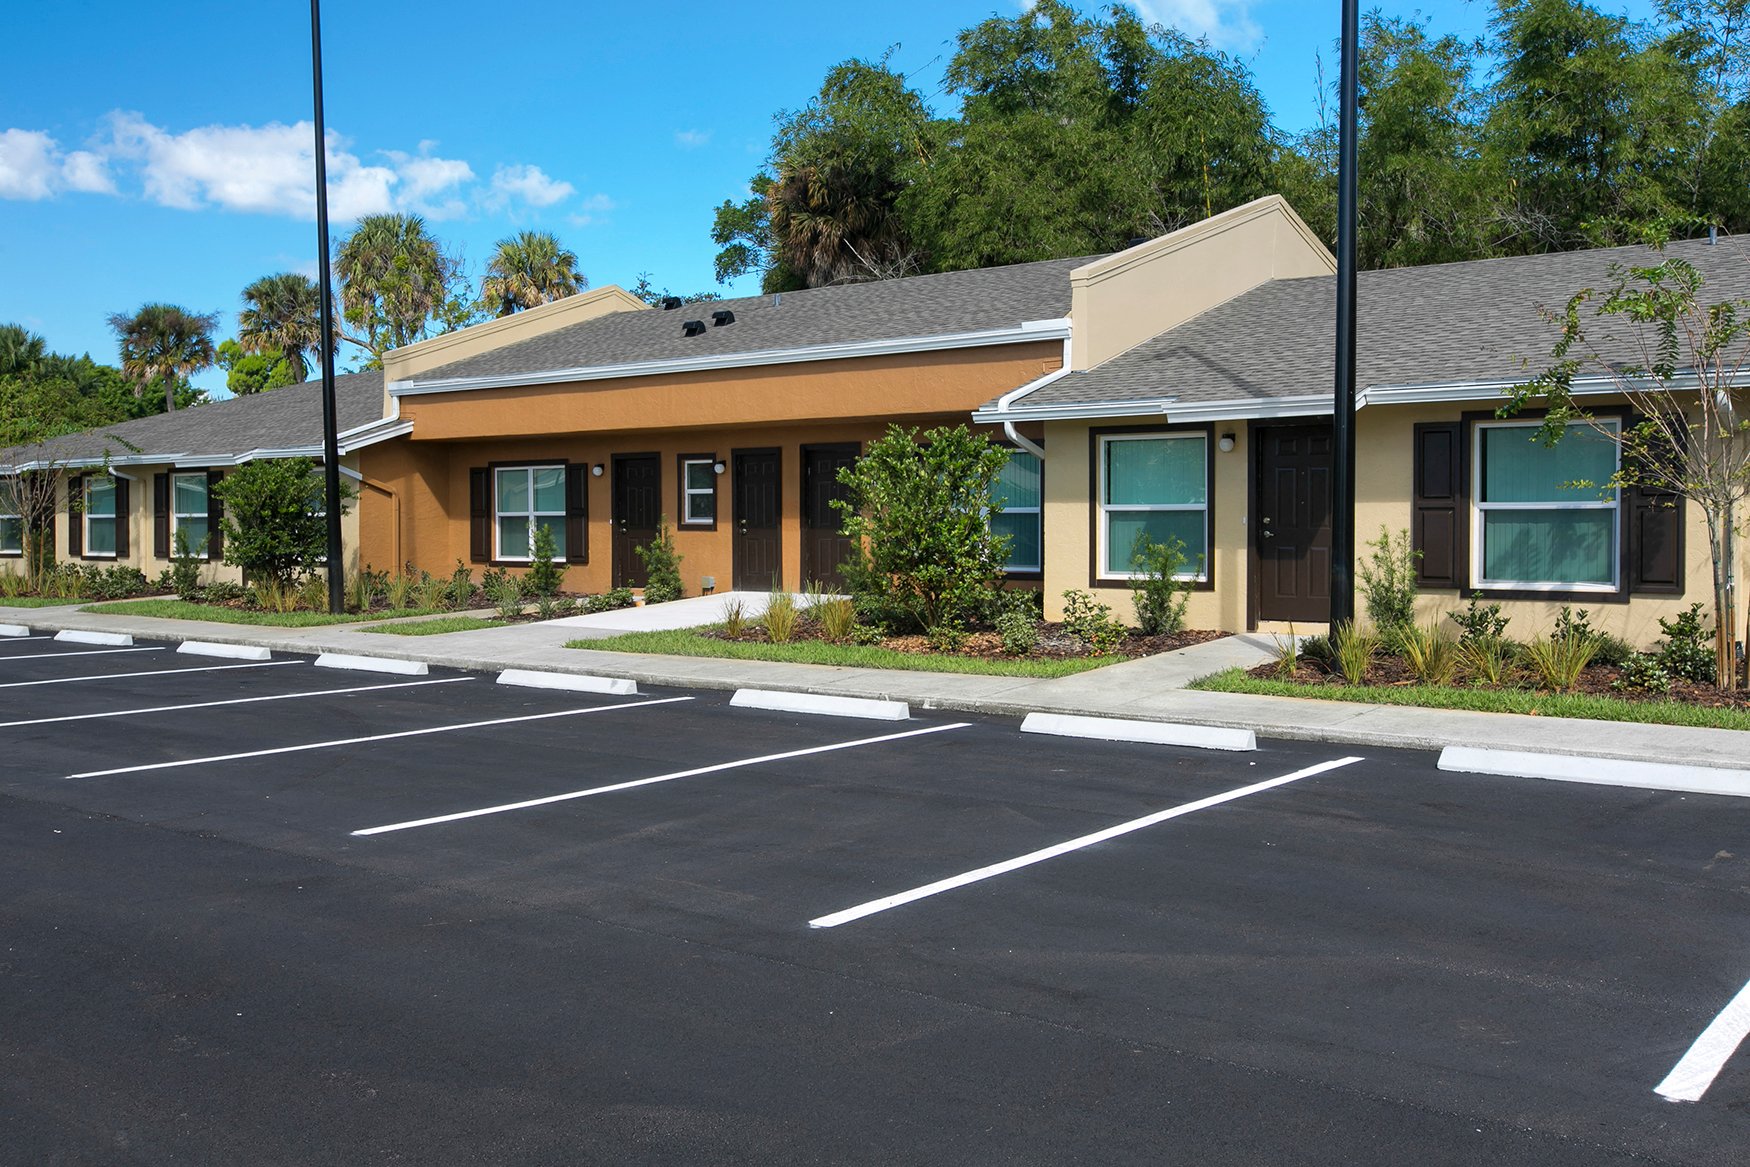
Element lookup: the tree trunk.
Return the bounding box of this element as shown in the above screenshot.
[1707,507,1739,691]
[164,375,176,413]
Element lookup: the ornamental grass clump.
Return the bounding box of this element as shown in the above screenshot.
[493,575,526,620]
[1457,636,1514,686]
[1330,620,1379,685]
[762,591,799,643]
[1398,621,1459,685]
[815,597,857,642]
[1269,624,1300,679]
[0,565,24,598]
[721,597,749,637]
[1523,629,1599,692]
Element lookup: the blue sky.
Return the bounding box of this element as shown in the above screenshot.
[1,0,1646,395]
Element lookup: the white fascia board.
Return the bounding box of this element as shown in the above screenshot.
[970,398,1176,424]
[5,452,189,473]
[388,321,1076,398]
[1359,369,1750,407]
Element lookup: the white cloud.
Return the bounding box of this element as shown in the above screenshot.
[674,129,712,149]
[382,149,475,219]
[566,193,618,227]
[1128,0,1260,50]
[486,163,575,210]
[0,129,114,199]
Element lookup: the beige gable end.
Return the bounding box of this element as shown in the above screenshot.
[1067,195,1335,372]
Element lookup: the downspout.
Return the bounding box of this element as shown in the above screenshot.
[989,331,1072,461]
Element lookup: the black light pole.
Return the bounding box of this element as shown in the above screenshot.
[310,0,345,614]
[1330,0,1360,626]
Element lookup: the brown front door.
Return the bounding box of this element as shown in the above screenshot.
[733,448,782,592]
[1255,424,1332,623]
[801,443,858,591]
[612,453,660,588]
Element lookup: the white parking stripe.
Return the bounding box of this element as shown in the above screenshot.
[66,696,695,779]
[0,676,473,729]
[809,756,1365,929]
[0,636,53,643]
[1655,974,1750,1102]
[0,647,163,662]
[353,721,973,837]
[0,660,299,690]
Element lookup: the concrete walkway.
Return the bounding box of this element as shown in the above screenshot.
[9,601,1749,770]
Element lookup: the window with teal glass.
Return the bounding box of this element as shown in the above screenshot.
[0,483,20,556]
[494,465,566,560]
[84,476,118,557]
[990,449,1042,572]
[1098,433,1207,579]
[172,472,209,558]
[1473,420,1619,589]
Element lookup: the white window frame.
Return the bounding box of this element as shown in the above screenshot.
[992,448,1043,574]
[1096,432,1209,582]
[0,486,21,556]
[1471,418,1620,593]
[493,464,566,563]
[171,471,210,560]
[680,457,717,526]
[83,475,118,559]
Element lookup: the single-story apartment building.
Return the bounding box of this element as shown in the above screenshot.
[7,196,1744,644]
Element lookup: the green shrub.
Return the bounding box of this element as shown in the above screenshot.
[1061,589,1126,656]
[996,606,1039,656]
[494,575,525,620]
[1449,597,1508,645]
[213,456,352,588]
[536,592,578,620]
[446,561,475,608]
[832,423,1012,634]
[763,592,799,643]
[1657,603,1714,684]
[1129,533,1196,635]
[297,574,327,612]
[81,565,150,600]
[528,524,564,598]
[634,518,683,603]
[200,580,247,605]
[0,565,25,597]
[410,571,448,611]
[1613,653,1673,694]
[582,588,635,614]
[1398,621,1459,685]
[1553,606,1595,643]
[1358,525,1420,637]
[1330,620,1378,685]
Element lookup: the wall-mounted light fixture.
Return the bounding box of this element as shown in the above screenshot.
[712,461,726,475]
[591,463,604,477]
[1218,433,1236,453]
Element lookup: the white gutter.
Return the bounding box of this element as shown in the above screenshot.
[971,399,1177,424]
[975,320,1073,459]
[389,319,1075,398]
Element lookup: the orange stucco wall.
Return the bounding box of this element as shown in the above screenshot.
[359,344,1059,593]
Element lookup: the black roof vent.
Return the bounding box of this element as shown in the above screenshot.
[711,309,735,327]
[681,319,707,337]
[661,296,684,310]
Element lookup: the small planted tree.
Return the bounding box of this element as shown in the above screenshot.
[831,424,1013,633]
[527,523,563,597]
[634,518,683,603]
[213,456,353,589]
[1509,243,1750,689]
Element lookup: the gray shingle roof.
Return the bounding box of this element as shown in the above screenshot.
[1011,236,1750,412]
[407,256,1098,384]
[3,370,384,466]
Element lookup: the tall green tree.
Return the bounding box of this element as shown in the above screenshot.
[238,272,322,382]
[334,213,475,361]
[216,339,296,396]
[106,303,218,414]
[480,230,586,316]
[0,325,47,378]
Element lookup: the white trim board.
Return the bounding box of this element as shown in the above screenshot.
[1438,746,1750,798]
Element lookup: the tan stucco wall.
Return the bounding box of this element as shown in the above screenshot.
[380,286,649,389]
[1068,196,1335,372]
[394,342,1064,442]
[1042,406,1720,645]
[47,460,363,585]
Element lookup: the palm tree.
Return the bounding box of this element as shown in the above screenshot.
[767,160,914,287]
[106,304,219,413]
[238,273,324,382]
[480,231,586,316]
[334,213,447,358]
[0,324,48,378]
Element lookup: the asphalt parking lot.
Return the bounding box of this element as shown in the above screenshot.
[3,632,1748,1165]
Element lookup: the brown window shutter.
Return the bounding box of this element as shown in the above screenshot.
[67,474,83,558]
[565,463,588,564]
[153,474,170,558]
[206,470,224,560]
[1628,485,1683,594]
[112,477,130,558]
[469,467,491,563]
[1412,422,1462,588]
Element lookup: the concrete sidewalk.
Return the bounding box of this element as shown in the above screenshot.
[9,602,1749,771]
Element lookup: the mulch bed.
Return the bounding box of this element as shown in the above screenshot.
[1251,657,1750,709]
[710,622,1227,661]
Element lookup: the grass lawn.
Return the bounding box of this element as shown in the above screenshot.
[1191,667,1750,731]
[80,600,445,627]
[0,596,94,607]
[361,616,508,636]
[572,626,1118,678]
